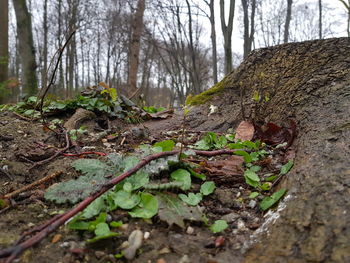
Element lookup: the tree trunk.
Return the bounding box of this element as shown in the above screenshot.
[220,0,235,75]
[207,0,218,84]
[186,0,201,95]
[186,37,350,262]
[128,0,145,96]
[41,0,48,90]
[319,0,322,39]
[0,0,8,89]
[13,0,38,96]
[284,0,293,43]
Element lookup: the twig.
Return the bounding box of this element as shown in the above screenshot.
[2,171,63,200]
[0,149,241,262]
[38,30,76,119]
[62,152,107,157]
[29,131,70,170]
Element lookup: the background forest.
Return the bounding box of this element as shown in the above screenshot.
[0,0,347,107]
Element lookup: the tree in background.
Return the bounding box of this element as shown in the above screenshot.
[242,0,256,58]
[0,0,9,103]
[128,0,146,97]
[284,0,293,43]
[319,0,322,39]
[220,0,235,75]
[12,0,38,96]
[339,0,350,37]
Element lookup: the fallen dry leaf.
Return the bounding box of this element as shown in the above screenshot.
[51,234,62,243]
[235,121,255,141]
[201,156,244,176]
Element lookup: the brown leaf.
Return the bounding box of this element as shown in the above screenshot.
[214,236,226,248]
[235,121,255,141]
[51,234,62,243]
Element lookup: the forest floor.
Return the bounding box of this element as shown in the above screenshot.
[0,107,294,263]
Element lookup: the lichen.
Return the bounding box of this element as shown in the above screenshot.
[185,76,230,106]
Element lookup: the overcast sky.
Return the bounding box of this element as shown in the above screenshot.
[212,0,348,58]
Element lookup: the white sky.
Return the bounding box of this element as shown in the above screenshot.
[213,0,347,58]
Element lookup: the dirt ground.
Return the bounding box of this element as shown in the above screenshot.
[0,109,279,263]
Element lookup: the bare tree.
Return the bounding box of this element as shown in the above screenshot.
[128,0,146,96]
[13,0,38,96]
[284,0,293,43]
[41,0,48,90]
[242,0,256,58]
[201,0,218,84]
[319,0,322,39]
[220,0,235,74]
[0,0,8,86]
[339,0,350,37]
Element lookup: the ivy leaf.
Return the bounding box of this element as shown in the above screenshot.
[200,181,216,196]
[234,150,252,163]
[280,160,294,175]
[109,190,140,210]
[260,189,287,211]
[156,192,203,228]
[209,220,228,233]
[170,169,191,191]
[178,193,202,206]
[154,140,175,151]
[129,193,158,219]
[244,170,260,188]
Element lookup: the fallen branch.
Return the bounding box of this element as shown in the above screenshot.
[2,171,63,200]
[0,149,241,262]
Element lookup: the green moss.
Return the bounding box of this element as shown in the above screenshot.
[185,76,230,106]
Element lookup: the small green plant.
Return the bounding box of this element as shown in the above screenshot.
[143,105,166,113]
[209,219,229,233]
[69,126,88,141]
[193,132,228,150]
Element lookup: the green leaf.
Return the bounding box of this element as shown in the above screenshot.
[249,192,259,199]
[264,175,278,182]
[200,181,216,196]
[242,140,258,150]
[80,197,107,219]
[225,134,235,142]
[260,189,287,211]
[178,193,202,206]
[193,139,211,150]
[214,135,227,149]
[109,221,123,228]
[227,142,244,149]
[260,182,271,191]
[244,170,260,183]
[234,150,252,163]
[87,223,119,243]
[249,165,261,172]
[280,160,294,175]
[154,140,175,151]
[109,190,140,210]
[72,159,109,178]
[209,220,229,233]
[156,192,204,228]
[188,168,206,181]
[170,169,191,191]
[129,193,158,219]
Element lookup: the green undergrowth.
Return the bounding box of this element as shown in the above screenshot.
[45,132,293,244]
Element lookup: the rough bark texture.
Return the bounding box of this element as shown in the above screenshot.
[128,0,145,96]
[187,37,350,262]
[13,0,38,96]
[0,0,8,85]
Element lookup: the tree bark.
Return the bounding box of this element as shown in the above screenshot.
[0,0,8,88]
[41,0,48,90]
[186,37,350,262]
[319,0,322,39]
[220,0,235,75]
[13,0,38,96]
[284,0,293,43]
[242,0,256,59]
[186,0,201,95]
[128,0,145,96]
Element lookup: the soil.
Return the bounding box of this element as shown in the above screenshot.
[0,110,269,263]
